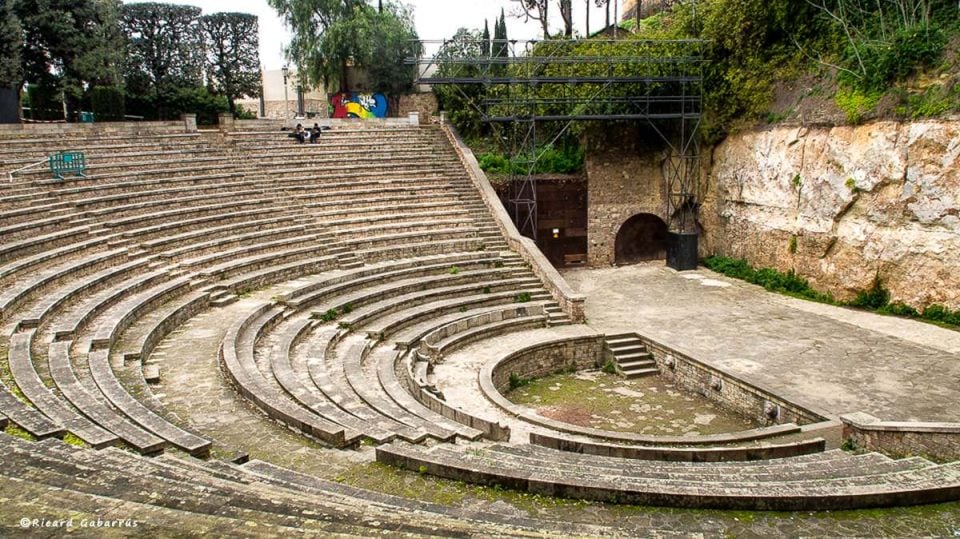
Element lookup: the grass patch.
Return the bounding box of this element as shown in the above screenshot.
[313,309,339,323]
[5,424,36,441]
[508,373,532,390]
[63,433,86,447]
[448,266,461,275]
[514,292,533,304]
[704,256,960,329]
[702,256,836,304]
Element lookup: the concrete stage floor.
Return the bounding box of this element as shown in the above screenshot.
[562,263,960,423]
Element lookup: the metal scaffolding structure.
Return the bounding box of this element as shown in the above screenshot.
[407,38,704,256]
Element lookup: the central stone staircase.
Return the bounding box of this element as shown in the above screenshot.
[604,333,658,378]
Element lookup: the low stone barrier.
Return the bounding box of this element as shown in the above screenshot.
[637,334,833,428]
[439,124,586,322]
[841,412,960,462]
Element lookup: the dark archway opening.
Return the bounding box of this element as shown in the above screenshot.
[615,213,669,265]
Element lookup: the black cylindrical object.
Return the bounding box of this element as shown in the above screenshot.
[667,232,698,271]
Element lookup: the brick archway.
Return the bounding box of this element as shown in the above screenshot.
[615,213,669,265]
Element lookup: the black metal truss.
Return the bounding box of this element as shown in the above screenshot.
[407,38,704,239]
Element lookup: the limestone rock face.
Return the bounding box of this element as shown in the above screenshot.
[703,120,960,309]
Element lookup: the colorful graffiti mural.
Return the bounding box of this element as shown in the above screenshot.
[329,93,389,119]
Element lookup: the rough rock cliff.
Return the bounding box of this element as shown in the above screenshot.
[703,120,960,309]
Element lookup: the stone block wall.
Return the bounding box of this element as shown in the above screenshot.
[841,412,960,462]
[640,335,830,427]
[584,126,670,266]
[398,93,438,122]
[490,336,605,393]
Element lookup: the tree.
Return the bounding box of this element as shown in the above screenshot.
[201,13,262,116]
[0,0,22,90]
[270,0,420,94]
[0,0,22,122]
[267,0,367,91]
[434,28,487,137]
[122,2,204,94]
[16,0,125,121]
[482,19,491,58]
[363,2,421,97]
[559,0,574,36]
[511,0,551,38]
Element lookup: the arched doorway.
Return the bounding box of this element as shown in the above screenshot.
[615,213,669,265]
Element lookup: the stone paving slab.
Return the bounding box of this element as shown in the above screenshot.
[562,264,960,422]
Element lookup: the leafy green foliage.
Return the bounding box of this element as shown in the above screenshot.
[201,13,262,115]
[514,292,533,303]
[25,83,63,121]
[508,372,532,390]
[850,277,890,310]
[269,0,419,93]
[17,0,125,120]
[703,256,836,304]
[122,3,204,93]
[89,86,126,121]
[706,256,960,328]
[835,87,883,124]
[478,146,584,175]
[316,309,339,322]
[0,1,22,89]
[601,358,618,375]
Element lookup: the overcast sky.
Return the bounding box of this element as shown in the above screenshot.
[121,1,622,70]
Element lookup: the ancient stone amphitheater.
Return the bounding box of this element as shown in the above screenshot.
[0,120,958,536]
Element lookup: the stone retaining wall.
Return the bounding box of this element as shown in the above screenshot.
[841,412,960,462]
[639,335,831,427]
[488,336,605,393]
[440,123,587,322]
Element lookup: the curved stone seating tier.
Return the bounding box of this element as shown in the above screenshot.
[0,225,91,262]
[385,299,541,351]
[118,289,212,364]
[121,208,287,246]
[17,258,160,331]
[46,341,166,455]
[369,345,486,441]
[339,337,458,442]
[87,349,212,456]
[0,435,583,537]
[0,230,107,283]
[103,198,279,234]
[173,231,324,271]
[49,269,173,343]
[293,265,524,316]
[0,248,131,321]
[220,304,353,448]
[279,251,503,309]
[0,378,65,439]
[7,329,116,447]
[417,306,550,361]
[393,349,512,441]
[87,278,194,352]
[529,431,829,462]
[377,441,960,511]
[204,255,341,299]
[145,216,307,257]
[299,328,432,444]
[270,317,397,444]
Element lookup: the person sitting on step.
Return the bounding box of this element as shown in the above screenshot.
[310,123,322,143]
[290,123,307,144]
